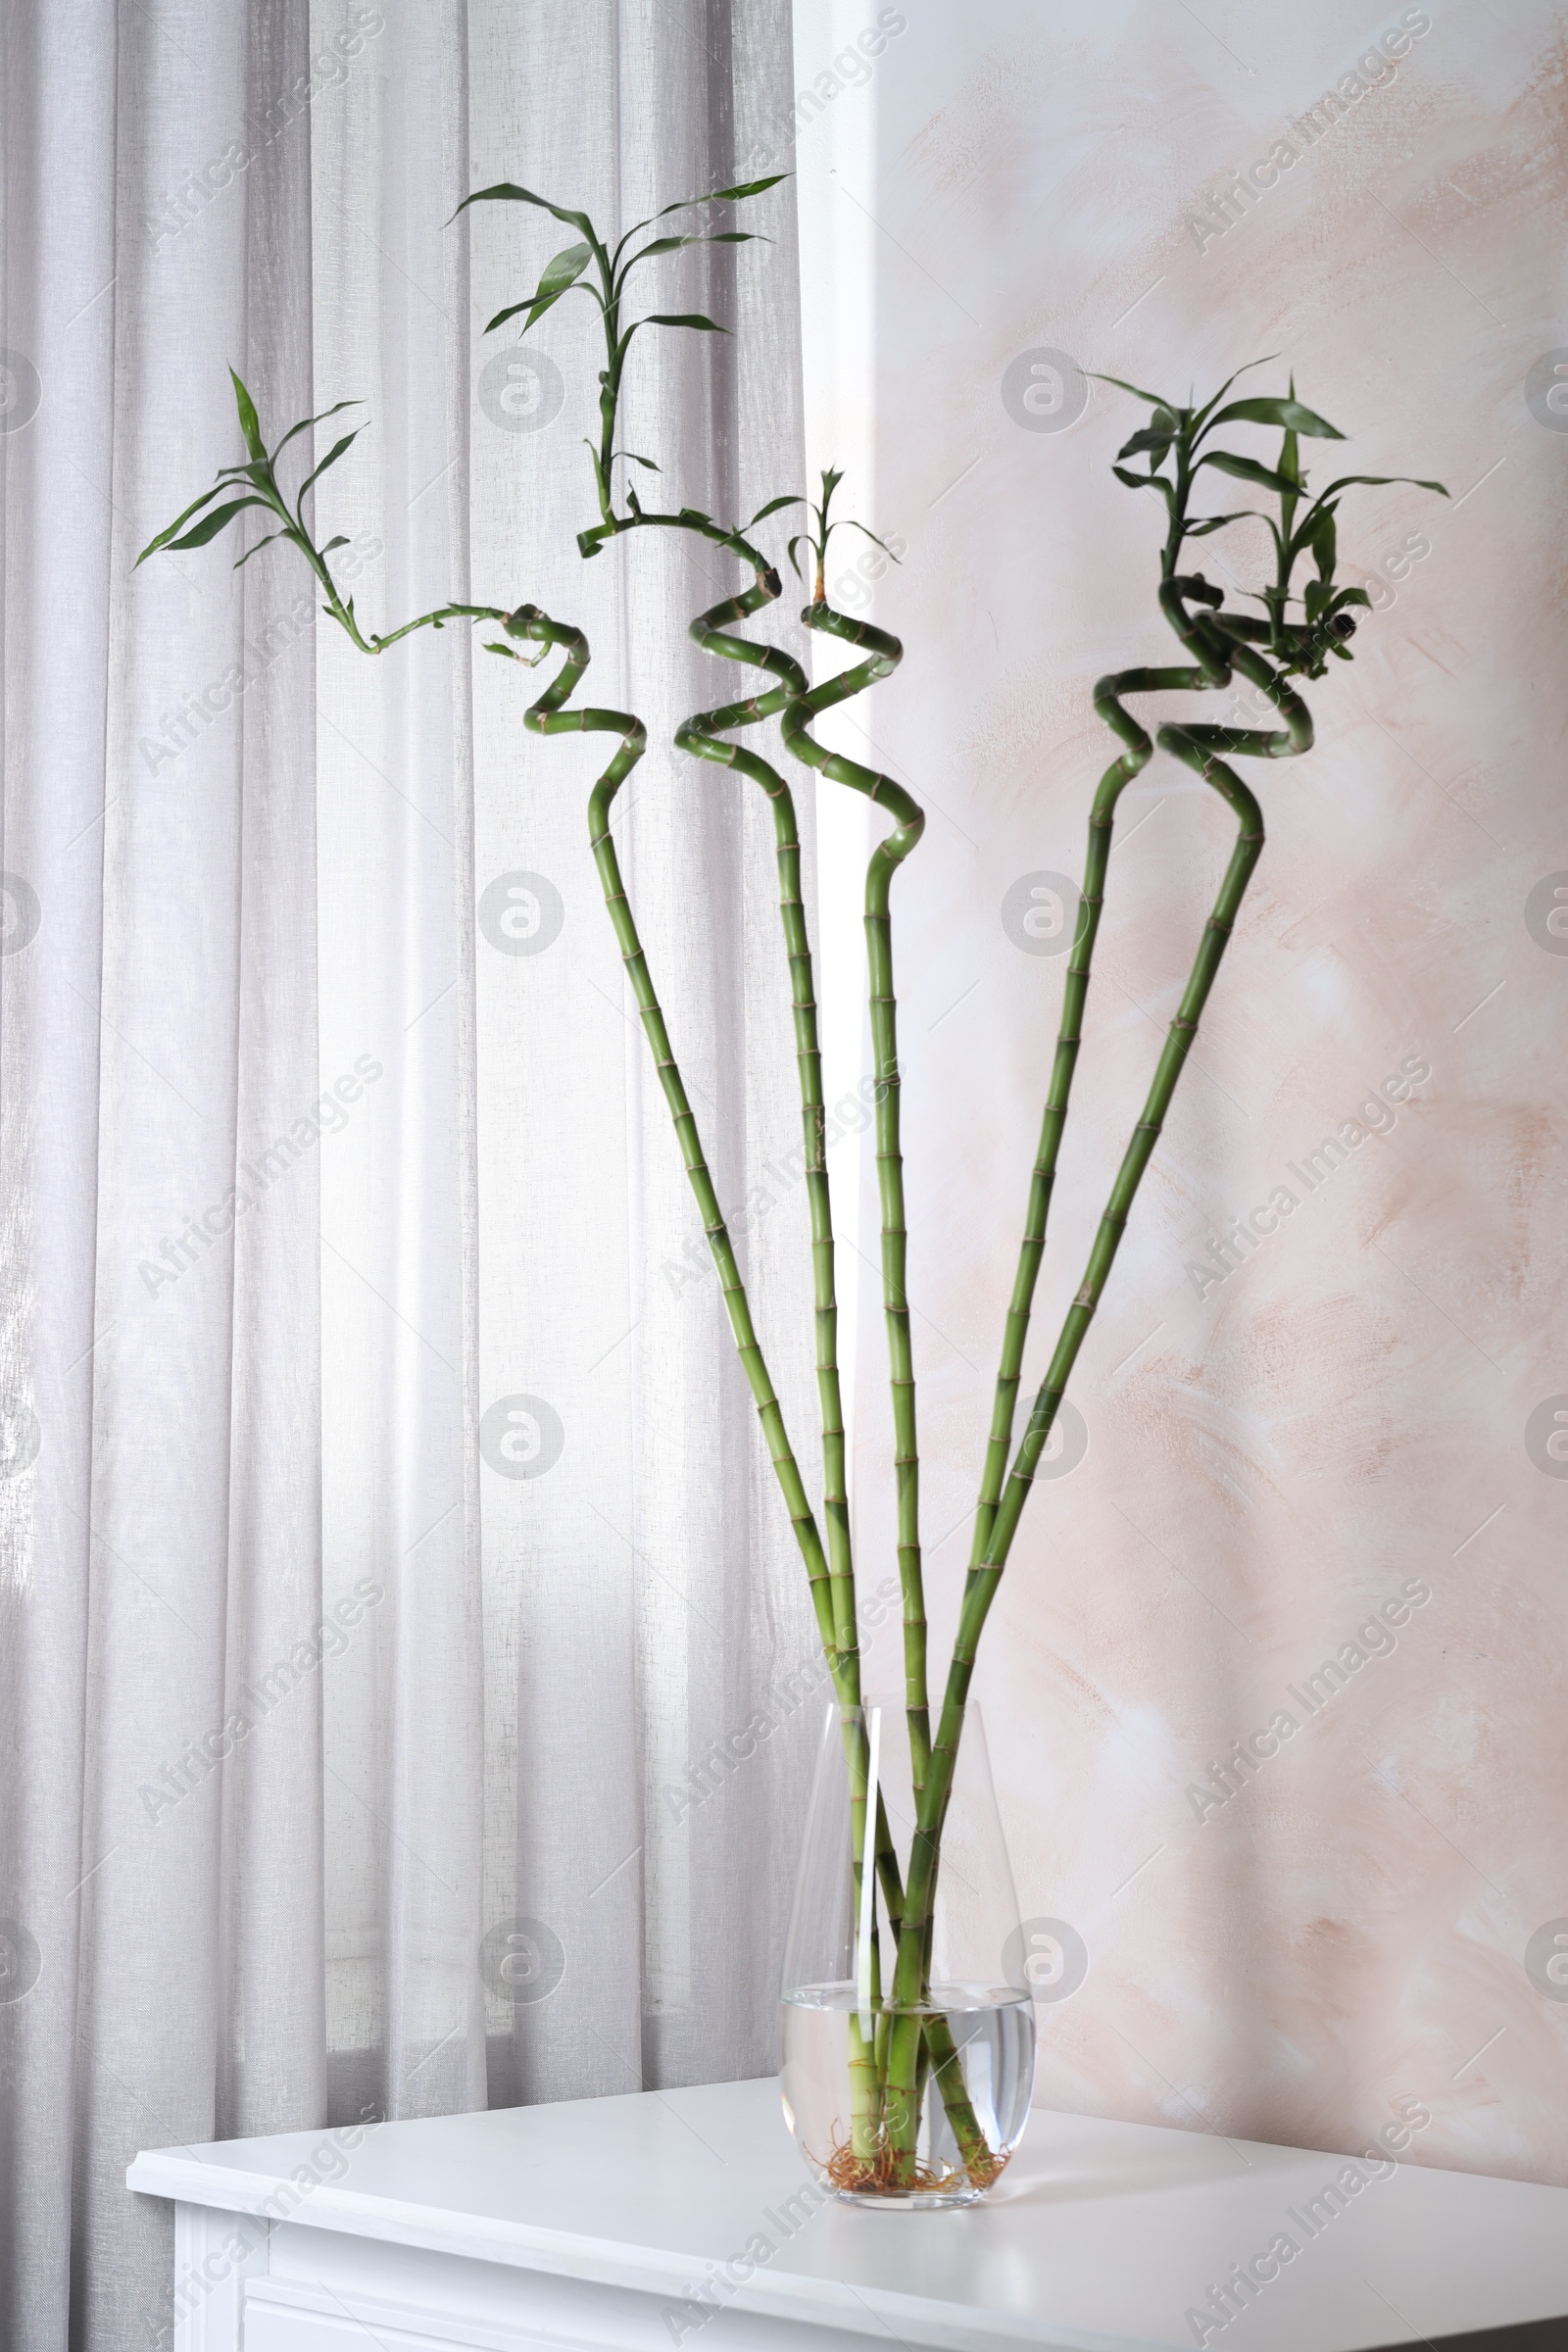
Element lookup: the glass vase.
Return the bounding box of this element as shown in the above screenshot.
[779,1697,1034,2208]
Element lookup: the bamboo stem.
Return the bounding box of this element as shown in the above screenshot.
[780,601,931,1790]
[670,559,862,1696]
[500,600,849,1687]
[888,591,1313,2132]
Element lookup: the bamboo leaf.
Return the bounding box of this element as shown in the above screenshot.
[839,518,900,559]
[1090,369,1175,410]
[751,493,804,524]
[297,428,361,504]
[165,495,270,550]
[642,312,729,333]
[232,530,287,570]
[1200,450,1299,495]
[1191,356,1278,428]
[319,534,351,552]
[520,239,594,330]
[136,480,231,564]
[615,452,661,471]
[273,398,362,459]
[1209,395,1345,439]
[1183,511,1255,535]
[484,301,530,334]
[1111,465,1172,498]
[1331,585,1372,610]
[453,181,596,240]
[1315,472,1448,501]
[656,172,788,219]
[630,230,761,261]
[229,368,266,460]
[1117,426,1174,462]
[1310,510,1336,579]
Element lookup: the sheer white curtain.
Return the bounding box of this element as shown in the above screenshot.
[0,3,816,2344]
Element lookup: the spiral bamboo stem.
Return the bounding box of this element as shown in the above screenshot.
[883,591,1312,2178]
[779,598,930,1788]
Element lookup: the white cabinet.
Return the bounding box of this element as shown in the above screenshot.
[130,2075,1568,2351]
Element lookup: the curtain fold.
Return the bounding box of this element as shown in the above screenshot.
[1,3,810,2346]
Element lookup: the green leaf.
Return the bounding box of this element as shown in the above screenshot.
[1303,578,1331,623]
[1117,426,1174,462]
[750,493,804,524]
[229,368,266,461]
[297,428,361,504]
[1331,585,1372,610]
[523,239,594,329]
[1209,396,1345,439]
[1191,357,1278,429]
[1089,369,1175,411]
[615,452,662,471]
[630,230,760,261]
[643,312,729,333]
[656,172,788,218]
[135,480,232,565]
[453,182,596,241]
[836,518,900,560]
[1111,465,1167,491]
[233,531,287,570]
[1310,510,1337,579]
[483,301,532,335]
[1183,511,1255,536]
[273,398,363,459]
[166,495,270,551]
[1315,472,1448,501]
[1200,450,1300,496]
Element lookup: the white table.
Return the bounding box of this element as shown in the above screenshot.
[128,2075,1568,2351]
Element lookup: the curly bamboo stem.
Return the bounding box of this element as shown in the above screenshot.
[500,601,847,1686]
[778,590,1000,2185]
[884,591,1313,2164]
[779,602,930,1788]
[670,559,862,1692]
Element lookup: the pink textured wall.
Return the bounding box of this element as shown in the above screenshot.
[833,0,1568,2183]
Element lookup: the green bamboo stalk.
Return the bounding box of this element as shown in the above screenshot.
[775,487,1005,2186]
[884,596,1307,2173]
[667,558,861,1692]
[778,544,930,1792]
[969,652,1210,1567]
[494,601,851,1678]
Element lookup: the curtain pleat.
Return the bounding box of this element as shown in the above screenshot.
[0,3,810,2344]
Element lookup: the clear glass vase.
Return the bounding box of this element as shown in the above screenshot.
[779,1697,1034,2208]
